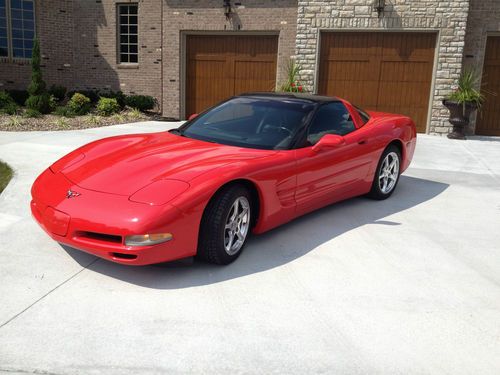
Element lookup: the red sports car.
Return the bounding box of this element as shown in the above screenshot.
[31,93,416,265]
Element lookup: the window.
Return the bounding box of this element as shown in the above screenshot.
[307,102,356,145]
[118,4,138,64]
[0,0,35,59]
[354,105,370,126]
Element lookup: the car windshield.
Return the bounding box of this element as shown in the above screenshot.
[179,97,316,150]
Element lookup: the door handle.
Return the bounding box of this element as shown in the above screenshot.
[358,139,367,145]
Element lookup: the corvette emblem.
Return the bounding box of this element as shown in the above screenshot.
[66,190,81,199]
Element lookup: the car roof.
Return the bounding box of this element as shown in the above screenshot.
[237,92,340,104]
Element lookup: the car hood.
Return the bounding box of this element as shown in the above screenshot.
[60,132,276,195]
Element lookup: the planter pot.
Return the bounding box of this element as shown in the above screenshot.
[442,99,478,140]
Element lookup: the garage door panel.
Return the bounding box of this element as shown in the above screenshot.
[186,60,230,115]
[477,36,500,135]
[234,61,276,94]
[319,32,436,133]
[186,35,278,117]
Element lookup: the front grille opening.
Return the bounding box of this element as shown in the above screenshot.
[78,231,122,244]
[111,252,137,260]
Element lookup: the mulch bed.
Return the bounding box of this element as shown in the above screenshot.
[0,110,161,132]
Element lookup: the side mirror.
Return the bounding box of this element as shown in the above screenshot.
[312,134,345,152]
[188,113,198,121]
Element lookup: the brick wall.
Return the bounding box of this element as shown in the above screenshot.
[161,0,298,119]
[0,0,74,91]
[463,0,500,134]
[295,0,470,135]
[71,0,162,104]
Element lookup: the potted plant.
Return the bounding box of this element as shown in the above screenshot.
[278,59,304,93]
[442,69,484,140]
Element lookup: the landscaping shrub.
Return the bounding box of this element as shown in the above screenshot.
[7,90,29,106]
[25,92,53,114]
[0,91,16,110]
[67,90,100,103]
[26,39,52,114]
[1,102,19,115]
[24,108,42,118]
[96,97,120,116]
[48,85,67,102]
[54,106,75,117]
[100,90,126,108]
[125,95,156,112]
[68,93,92,115]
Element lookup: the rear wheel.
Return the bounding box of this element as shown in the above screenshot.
[197,185,252,265]
[368,145,401,200]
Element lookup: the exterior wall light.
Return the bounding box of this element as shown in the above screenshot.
[374,0,385,17]
[223,0,232,19]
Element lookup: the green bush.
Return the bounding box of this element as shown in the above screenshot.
[26,39,53,114]
[7,90,29,106]
[96,97,120,116]
[0,91,16,108]
[1,102,19,115]
[125,95,156,112]
[27,39,46,96]
[67,90,100,103]
[54,105,75,117]
[68,93,92,115]
[100,90,126,108]
[24,108,42,118]
[25,93,52,114]
[48,85,67,102]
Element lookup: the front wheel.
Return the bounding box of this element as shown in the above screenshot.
[197,185,252,265]
[368,145,401,200]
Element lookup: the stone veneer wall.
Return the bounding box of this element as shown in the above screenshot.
[295,0,470,134]
[463,0,500,134]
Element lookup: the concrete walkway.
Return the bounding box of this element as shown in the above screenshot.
[0,122,499,374]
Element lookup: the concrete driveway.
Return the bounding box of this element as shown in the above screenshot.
[0,122,499,374]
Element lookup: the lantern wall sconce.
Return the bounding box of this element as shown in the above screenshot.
[374,0,386,17]
[223,0,232,19]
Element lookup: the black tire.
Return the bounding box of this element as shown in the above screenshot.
[197,184,252,265]
[368,144,402,200]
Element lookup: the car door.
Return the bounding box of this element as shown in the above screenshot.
[294,101,373,216]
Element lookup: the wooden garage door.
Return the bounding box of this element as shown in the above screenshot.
[318,32,436,133]
[476,36,500,136]
[185,35,278,117]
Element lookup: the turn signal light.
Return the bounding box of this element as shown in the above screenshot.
[124,233,173,246]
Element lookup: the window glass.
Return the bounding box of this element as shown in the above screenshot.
[118,4,138,64]
[0,0,7,56]
[9,0,35,58]
[354,105,370,125]
[182,97,315,150]
[307,102,356,145]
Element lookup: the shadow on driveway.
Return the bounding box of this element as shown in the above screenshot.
[62,175,448,289]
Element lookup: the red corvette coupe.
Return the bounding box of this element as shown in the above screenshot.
[31,93,416,265]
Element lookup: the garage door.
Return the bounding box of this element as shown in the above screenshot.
[318,32,436,133]
[476,36,500,136]
[185,35,278,117]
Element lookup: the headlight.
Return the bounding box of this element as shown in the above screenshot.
[129,179,189,205]
[125,233,173,246]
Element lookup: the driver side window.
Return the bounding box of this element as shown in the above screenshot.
[307,102,356,145]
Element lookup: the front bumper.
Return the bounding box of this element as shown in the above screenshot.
[31,168,198,265]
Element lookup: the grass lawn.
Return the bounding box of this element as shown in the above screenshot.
[0,161,13,194]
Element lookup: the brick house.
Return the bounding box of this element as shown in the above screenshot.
[0,0,499,135]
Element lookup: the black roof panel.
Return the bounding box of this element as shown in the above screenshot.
[238,92,339,103]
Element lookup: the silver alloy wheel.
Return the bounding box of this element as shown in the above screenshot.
[224,196,251,255]
[378,151,400,194]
